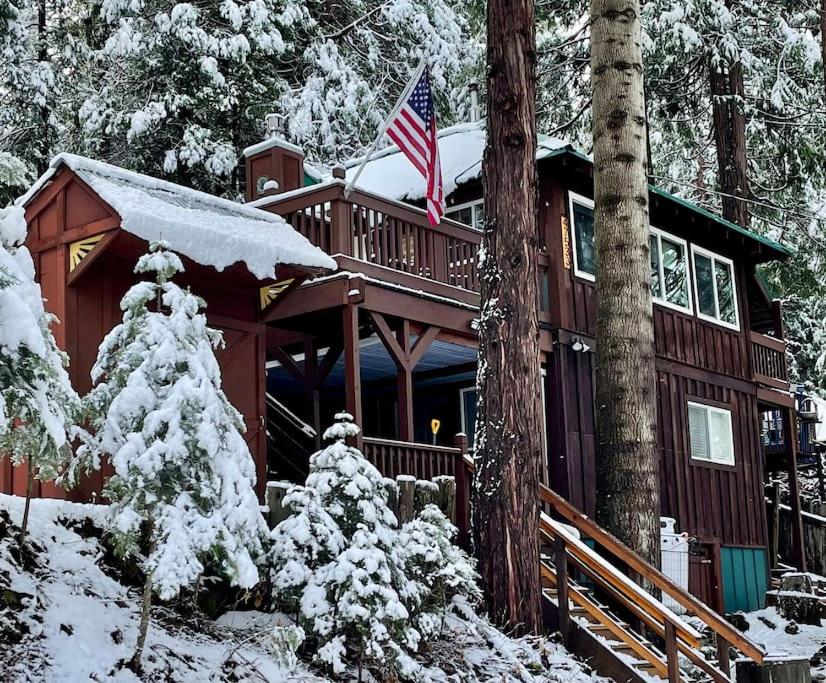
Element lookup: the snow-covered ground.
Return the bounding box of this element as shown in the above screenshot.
[0,493,604,682]
[741,607,826,680]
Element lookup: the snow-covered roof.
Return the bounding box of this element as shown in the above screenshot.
[20,154,336,280]
[242,136,304,158]
[344,120,571,201]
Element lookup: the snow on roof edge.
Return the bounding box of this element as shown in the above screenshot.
[18,153,337,278]
[242,136,304,158]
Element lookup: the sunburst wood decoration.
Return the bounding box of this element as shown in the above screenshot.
[68,234,105,271]
[259,278,295,309]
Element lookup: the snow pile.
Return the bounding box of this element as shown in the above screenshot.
[741,607,826,678]
[345,121,570,202]
[20,154,336,278]
[70,241,268,603]
[0,205,79,485]
[0,494,324,682]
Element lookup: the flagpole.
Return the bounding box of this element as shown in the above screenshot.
[343,58,427,198]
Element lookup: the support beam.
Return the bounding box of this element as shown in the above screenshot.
[367,312,442,442]
[782,408,807,571]
[397,320,413,441]
[342,304,363,446]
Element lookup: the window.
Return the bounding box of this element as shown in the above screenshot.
[568,192,596,280]
[687,401,735,465]
[446,200,485,230]
[650,227,691,312]
[691,246,739,329]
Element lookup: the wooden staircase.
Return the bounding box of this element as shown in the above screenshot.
[461,454,768,682]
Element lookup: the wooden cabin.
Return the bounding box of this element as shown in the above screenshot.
[3,153,334,500]
[6,127,806,619]
[245,124,806,614]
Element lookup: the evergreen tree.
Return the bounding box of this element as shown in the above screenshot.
[72,240,267,671]
[72,0,473,196]
[270,414,421,677]
[0,205,79,541]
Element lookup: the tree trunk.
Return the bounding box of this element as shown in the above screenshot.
[474,0,543,634]
[709,53,750,226]
[19,459,34,543]
[591,0,661,567]
[129,570,153,672]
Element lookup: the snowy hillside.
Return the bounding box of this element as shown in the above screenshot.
[0,494,604,682]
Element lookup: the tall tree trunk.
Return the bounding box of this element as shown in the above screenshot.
[473,0,543,634]
[36,0,49,175]
[591,0,661,567]
[709,56,749,226]
[129,570,153,672]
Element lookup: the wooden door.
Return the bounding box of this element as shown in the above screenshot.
[689,540,724,613]
[212,316,267,498]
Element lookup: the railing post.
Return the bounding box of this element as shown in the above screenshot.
[665,620,680,683]
[329,182,352,256]
[716,634,731,676]
[453,433,470,545]
[553,536,570,644]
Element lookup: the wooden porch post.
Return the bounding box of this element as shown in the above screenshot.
[782,407,807,571]
[396,320,414,441]
[303,339,322,449]
[342,303,363,447]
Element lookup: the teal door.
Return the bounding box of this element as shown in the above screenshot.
[720,546,768,613]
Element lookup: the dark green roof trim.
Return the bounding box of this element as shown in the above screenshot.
[542,148,791,261]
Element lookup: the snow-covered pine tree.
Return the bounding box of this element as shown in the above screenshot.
[0,205,79,540]
[72,240,268,671]
[269,413,424,678]
[73,0,473,195]
[397,503,482,639]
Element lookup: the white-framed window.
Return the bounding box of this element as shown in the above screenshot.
[568,191,596,281]
[687,401,735,465]
[446,199,485,230]
[650,227,692,313]
[691,245,739,330]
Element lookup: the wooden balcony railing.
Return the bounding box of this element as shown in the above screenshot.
[751,331,789,389]
[267,184,482,290]
[263,183,552,315]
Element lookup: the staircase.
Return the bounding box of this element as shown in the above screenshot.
[461,454,768,682]
[265,393,317,482]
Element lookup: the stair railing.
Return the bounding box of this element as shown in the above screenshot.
[538,483,767,676]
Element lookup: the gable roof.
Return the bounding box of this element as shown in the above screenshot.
[344,120,789,262]
[20,154,336,280]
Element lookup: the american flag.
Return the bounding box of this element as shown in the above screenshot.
[385,68,444,226]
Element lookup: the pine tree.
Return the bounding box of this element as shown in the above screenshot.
[71,0,473,196]
[72,240,267,671]
[269,413,424,678]
[0,205,80,541]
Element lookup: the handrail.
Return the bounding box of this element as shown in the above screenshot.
[540,513,701,647]
[362,435,461,454]
[538,482,766,664]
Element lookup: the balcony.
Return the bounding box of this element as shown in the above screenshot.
[751,331,790,392]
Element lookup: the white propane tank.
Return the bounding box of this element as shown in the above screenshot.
[660,517,690,614]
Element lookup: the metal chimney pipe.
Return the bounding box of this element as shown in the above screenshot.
[468,82,480,122]
[265,112,280,135]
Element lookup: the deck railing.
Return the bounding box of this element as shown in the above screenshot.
[751,331,789,389]
[263,183,552,314]
[362,434,470,537]
[268,184,482,290]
